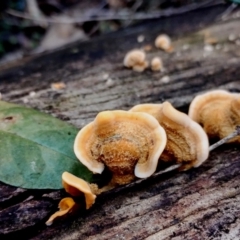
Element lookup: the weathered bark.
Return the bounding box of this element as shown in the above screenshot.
[0,4,240,239]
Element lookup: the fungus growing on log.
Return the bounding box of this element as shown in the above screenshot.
[46,197,76,226]
[151,57,164,72]
[46,172,97,226]
[74,110,167,185]
[189,89,240,142]
[155,34,173,52]
[123,49,148,72]
[130,102,209,170]
[130,103,163,119]
[62,172,97,209]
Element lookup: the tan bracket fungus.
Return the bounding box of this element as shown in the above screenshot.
[46,172,97,226]
[46,197,76,226]
[130,102,209,170]
[151,57,164,72]
[123,49,148,72]
[74,110,167,186]
[155,34,173,52]
[62,172,97,209]
[189,89,240,142]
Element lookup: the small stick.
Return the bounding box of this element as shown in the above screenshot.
[5,1,222,24]
[104,164,181,195]
[104,126,240,195]
[209,125,240,152]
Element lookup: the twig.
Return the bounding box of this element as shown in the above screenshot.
[209,125,240,152]
[103,164,181,195]
[26,0,44,20]
[5,0,224,24]
[219,2,238,20]
[104,125,240,195]
[26,0,48,27]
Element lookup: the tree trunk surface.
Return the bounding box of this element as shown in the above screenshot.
[0,5,240,240]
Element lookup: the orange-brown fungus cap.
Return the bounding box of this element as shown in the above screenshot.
[123,49,148,72]
[74,110,167,185]
[130,102,209,170]
[155,34,173,52]
[189,90,240,142]
[46,197,76,226]
[62,172,96,209]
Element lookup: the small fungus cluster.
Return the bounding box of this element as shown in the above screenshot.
[123,49,148,72]
[46,89,240,225]
[123,34,173,72]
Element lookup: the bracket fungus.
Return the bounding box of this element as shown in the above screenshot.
[155,34,173,52]
[151,57,164,72]
[74,110,167,185]
[123,49,148,72]
[46,172,97,225]
[189,90,240,142]
[62,172,97,209]
[130,103,163,120]
[46,197,77,226]
[130,102,209,170]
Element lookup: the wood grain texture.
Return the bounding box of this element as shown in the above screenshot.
[61,148,240,240]
[0,5,240,239]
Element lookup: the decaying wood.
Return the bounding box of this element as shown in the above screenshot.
[46,148,240,240]
[0,5,240,239]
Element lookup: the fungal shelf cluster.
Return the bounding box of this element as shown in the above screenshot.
[46,89,240,225]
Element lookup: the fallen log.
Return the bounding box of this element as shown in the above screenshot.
[0,4,240,239]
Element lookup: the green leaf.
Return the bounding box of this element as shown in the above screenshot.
[0,101,94,189]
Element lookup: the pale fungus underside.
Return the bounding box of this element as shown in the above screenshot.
[189,90,240,143]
